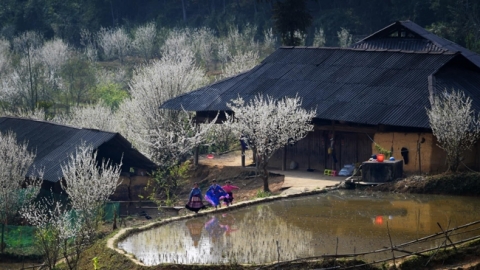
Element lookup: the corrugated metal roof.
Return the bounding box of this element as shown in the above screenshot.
[162,47,479,129]
[0,117,156,182]
[351,20,480,68]
[351,38,445,52]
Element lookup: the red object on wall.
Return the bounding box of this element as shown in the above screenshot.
[375,216,383,225]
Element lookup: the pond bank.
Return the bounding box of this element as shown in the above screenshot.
[365,172,480,196]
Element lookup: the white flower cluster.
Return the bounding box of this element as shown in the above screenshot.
[226,94,316,190]
[60,142,122,234]
[427,89,480,171]
[0,131,42,252]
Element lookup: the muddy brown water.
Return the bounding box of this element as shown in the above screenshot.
[118,190,480,265]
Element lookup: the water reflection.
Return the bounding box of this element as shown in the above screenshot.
[118,191,480,265]
[185,219,203,247]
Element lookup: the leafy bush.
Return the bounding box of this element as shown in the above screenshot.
[256,189,271,198]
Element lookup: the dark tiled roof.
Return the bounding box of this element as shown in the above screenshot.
[162,47,480,129]
[351,20,480,68]
[0,117,156,182]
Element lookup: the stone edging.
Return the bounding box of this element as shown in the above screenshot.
[106,188,329,266]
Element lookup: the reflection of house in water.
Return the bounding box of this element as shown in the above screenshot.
[267,194,480,257]
[118,193,480,265]
[185,219,204,247]
[379,197,479,235]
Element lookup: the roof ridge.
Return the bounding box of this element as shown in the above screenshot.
[0,116,117,135]
[0,116,82,130]
[279,46,457,55]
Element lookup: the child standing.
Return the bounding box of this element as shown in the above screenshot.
[222,180,240,206]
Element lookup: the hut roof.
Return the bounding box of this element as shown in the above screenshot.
[0,117,156,182]
[351,20,480,68]
[162,47,480,129]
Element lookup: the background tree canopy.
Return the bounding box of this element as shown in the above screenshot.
[0,0,478,51]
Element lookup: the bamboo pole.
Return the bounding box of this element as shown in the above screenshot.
[257,221,480,270]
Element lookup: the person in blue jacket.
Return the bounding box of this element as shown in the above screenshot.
[204,179,228,209]
[185,182,206,213]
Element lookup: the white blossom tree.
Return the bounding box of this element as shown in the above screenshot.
[337,27,352,48]
[133,22,157,61]
[313,27,326,47]
[146,109,218,205]
[20,143,121,270]
[0,131,42,253]
[80,29,98,62]
[217,24,259,69]
[221,50,259,79]
[0,107,46,121]
[226,94,316,192]
[51,101,119,132]
[97,27,132,63]
[60,142,122,238]
[150,109,218,169]
[427,89,480,172]
[262,28,277,56]
[21,194,79,270]
[117,35,218,204]
[0,38,11,75]
[9,31,44,110]
[117,43,207,160]
[190,27,217,68]
[38,38,71,105]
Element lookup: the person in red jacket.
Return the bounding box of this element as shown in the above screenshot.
[222,180,240,206]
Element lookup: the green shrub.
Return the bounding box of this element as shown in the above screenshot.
[256,190,271,198]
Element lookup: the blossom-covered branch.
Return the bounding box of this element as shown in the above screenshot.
[427,89,480,171]
[226,94,316,191]
[0,131,42,252]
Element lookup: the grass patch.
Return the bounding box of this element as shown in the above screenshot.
[255,189,271,198]
[2,225,43,257]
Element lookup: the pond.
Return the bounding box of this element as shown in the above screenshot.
[118,190,480,265]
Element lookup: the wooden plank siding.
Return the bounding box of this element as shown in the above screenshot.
[269,131,373,172]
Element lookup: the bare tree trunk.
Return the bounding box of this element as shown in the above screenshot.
[211,0,215,14]
[262,162,270,192]
[110,0,115,26]
[1,223,4,253]
[181,0,187,22]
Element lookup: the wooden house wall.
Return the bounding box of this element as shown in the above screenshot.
[269,130,373,172]
[270,130,480,176]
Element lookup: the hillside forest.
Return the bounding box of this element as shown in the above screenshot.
[0,0,479,165]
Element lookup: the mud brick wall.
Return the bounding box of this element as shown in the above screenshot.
[373,132,480,174]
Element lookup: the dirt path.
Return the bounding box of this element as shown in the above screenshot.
[197,150,346,196]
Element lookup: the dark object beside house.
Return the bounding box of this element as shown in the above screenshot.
[361,160,403,183]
